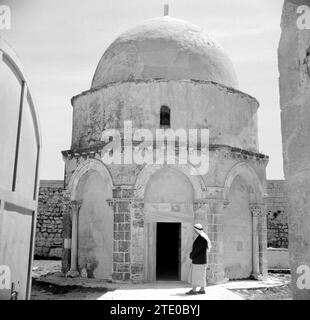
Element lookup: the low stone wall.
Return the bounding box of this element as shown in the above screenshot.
[267,248,290,270]
[266,180,288,249]
[35,180,64,258]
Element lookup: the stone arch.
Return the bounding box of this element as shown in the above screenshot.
[68,159,113,201]
[223,162,265,203]
[67,159,114,280]
[222,162,265,280]
[136,164,204,282]
[134,163,206,200]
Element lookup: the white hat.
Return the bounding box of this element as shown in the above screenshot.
[194,223,209,242]
[194,223,204,231]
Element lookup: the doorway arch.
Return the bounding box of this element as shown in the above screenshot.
[68,159,113,279]
[141,166,196,281]
[223,162,265,280]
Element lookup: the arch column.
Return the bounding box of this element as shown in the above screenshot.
[61,190,73,273]
[250,203,268,280]
[67,200,82,278]
[194,194,229,285]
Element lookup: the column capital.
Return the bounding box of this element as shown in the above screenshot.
[194,198,229,211]
[106,199,114,208]
[250,203,267,218]
[193,199,208,211]
[70,200,82,212]
[130,198,144,210]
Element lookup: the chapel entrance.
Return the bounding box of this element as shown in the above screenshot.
[156,222,181,280]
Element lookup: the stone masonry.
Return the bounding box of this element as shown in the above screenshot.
[35,180,64,258]
[279,0,310,299]
[266,180,288,249]
[109,188,134,282]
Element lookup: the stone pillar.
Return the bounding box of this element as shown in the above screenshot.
[250,204,268,280]
[108,187,134,282]
[130,199,144,282]
[279,0,310,299]
[194,198,226,284]
[61,190,72,274]
[67,200,82,277]
[259,207,268,278]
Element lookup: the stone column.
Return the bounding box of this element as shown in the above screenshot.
[259,207,268,278]
[67,200,82,277]
[250,205,261,279]
[130,199,144,282]
[250,204,268,280]
[194,198,227,284]
[108,187,134,282]
[279,0,310,299]
[61,190,72,274]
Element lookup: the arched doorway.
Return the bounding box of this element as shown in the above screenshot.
[223,162,265,280]
[70,160,113,280]
[143,167,195,281]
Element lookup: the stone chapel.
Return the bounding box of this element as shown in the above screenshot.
[61,12,269,284]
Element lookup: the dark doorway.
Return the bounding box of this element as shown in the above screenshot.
[156,222,181,280]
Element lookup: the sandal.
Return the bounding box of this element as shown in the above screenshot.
[186,290,197,295]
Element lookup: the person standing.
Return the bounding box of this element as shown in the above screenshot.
[186,223,212,295]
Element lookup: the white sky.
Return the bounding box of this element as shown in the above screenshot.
[0,0,285,180]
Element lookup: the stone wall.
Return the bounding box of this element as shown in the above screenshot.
[35,180,64,258]
[266,180,288,249]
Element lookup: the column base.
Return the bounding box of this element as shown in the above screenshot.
[66,270,80,278]
[251,273,264,281]
[61,248,71,274]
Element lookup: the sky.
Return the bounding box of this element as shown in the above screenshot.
[0,0,285,180]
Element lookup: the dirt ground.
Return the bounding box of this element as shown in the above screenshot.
[31,260,292,300]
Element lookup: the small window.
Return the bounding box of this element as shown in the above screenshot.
[160,106,170,129]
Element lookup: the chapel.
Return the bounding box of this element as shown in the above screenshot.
[61,9,269,283]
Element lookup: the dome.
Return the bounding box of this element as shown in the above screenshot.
[91,17,239,89]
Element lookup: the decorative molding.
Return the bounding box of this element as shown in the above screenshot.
[107,198,144,209]
[250,204,267,218]
[62,144,269,164]
[131,199,144,210]
[205,187,224,199]
[193,199,209,211]
[106,199,114,208]
[194,198,230,211]
[223,201,230,209]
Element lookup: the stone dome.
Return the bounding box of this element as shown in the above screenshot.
[91,16,239,89]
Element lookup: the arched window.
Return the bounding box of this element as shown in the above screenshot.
[160,106,170,129]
